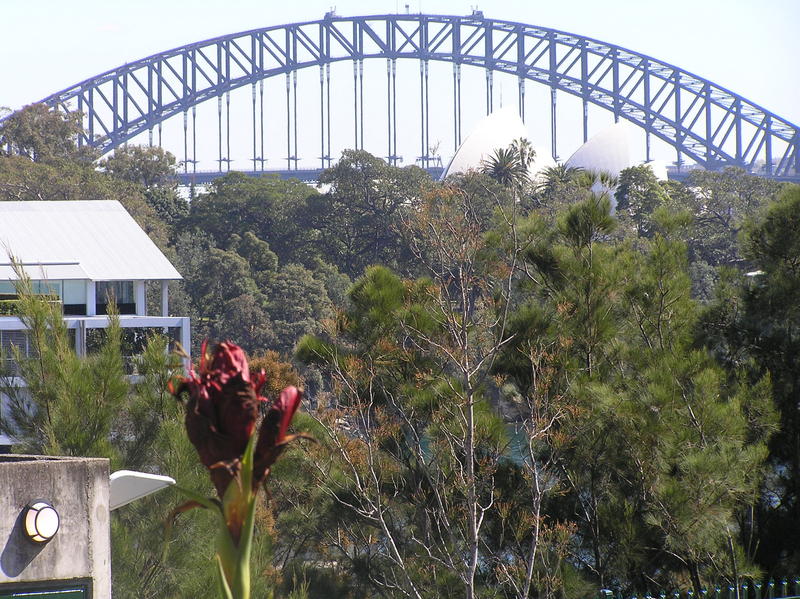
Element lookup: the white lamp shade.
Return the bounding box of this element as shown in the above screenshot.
[24,500,60,543]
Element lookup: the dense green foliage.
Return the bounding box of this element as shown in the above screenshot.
[1,105,798,597]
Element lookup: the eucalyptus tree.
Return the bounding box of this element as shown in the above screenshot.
[294,173,558,599]
[312,149,431,278]
[0,103,93,162]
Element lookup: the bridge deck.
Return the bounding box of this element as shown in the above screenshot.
[177,166,446,185]
[176,166,799,186]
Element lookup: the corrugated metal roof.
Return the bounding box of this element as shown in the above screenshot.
[0,262,89,280]
[0,200,181,281]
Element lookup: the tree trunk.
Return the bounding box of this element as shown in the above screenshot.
[465,385,478,599]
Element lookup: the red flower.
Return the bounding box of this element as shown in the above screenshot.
[253,386,303,486]
[171,341,267,497]
[168,341,308,597]
[171,341,303,498]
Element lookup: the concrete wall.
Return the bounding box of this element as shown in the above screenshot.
[0,455,110,598]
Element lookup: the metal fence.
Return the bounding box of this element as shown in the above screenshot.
[599,579,800,599]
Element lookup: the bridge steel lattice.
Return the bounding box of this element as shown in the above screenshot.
[11,13,799,179]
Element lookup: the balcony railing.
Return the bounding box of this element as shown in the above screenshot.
[1,322,189,376]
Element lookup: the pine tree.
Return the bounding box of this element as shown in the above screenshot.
[701,185,800,573]
[518,197,776,591]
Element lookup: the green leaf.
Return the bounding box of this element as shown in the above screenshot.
[231,434,258,599]
[215,554,235,599]
[173,485,222,513]
[215,518,239,591]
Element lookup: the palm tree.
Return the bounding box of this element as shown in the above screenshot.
[480,138,535,189]
[537,163,586,196]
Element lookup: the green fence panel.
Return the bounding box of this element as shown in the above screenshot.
[598,577,800,599]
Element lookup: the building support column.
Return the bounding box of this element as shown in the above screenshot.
[135,281,146,316]
[74,320,87,357]
[180,317,192,370]
[86,281,96,317]
[161,281,169,317]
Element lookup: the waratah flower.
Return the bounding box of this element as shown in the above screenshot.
[168,340,307,598]
[171,340,305,498]
[171,340,268,497]
[253,385,303,486]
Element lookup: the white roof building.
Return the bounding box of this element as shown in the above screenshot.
[0,200,190,446]
[443,112,671,191]
[565,122,669,182]
[0,200,181,282]
[561,122,669,207]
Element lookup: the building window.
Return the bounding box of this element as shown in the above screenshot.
[0,281,63,315]
[63,280,87,316]
[0,329,31,375]
[31,280,62,297]
[96,281,135,315]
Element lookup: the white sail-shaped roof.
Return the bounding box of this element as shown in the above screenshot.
[0,200,181,281]
[566,123,669,183]
[642,160,669,181]
[442,107,554,180]
[566,121,634,177]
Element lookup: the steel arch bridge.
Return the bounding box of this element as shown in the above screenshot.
[9,12,799,180]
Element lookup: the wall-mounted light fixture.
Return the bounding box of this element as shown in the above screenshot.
[23,500,60,543]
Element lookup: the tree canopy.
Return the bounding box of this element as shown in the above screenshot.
[1,108,798,596]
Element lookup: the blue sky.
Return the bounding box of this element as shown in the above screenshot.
[2,0,798,168]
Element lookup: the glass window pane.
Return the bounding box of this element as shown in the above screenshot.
[31,280,62,297]
[63,280,87,304]
[96,281,133,304]
[96,281,135,314]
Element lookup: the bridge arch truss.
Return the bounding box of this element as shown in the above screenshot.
[20,13,800,177]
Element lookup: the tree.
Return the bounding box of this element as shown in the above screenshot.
[297,266,504,599]
[263,263,334,355]
[519,196,776,591]
[293,176,560,599]
[537,164,587,194]
[186,246,262,319]
[533,163,593,221]
[99,145,188,227]
[170,228,335,357]
[215,293,277,353]
[186,172,320,267]
[480,138,534,189]
[700,185,800,573]
[228,232,279,287]
[0,103,93,163]
[311,150,430,277]
[100,145,178,187]
[143,185,189,226]
[683,167,784,268]
[0,274,127,460]
[615,164,669,237]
